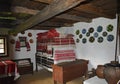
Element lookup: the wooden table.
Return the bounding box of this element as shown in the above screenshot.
[52,59,88,84]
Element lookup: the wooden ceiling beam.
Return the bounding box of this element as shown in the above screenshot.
[0,28,10,34]
[9,0,86,34]
[10,0,86,34]
[11,6,39,15]
[74,4,115,18]
[12,6,91,23]
[38,21,65,27]
[31,0,115,18]
[32,0,53,4]
[57,14,91,22]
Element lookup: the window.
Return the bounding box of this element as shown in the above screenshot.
[0,35,8,57]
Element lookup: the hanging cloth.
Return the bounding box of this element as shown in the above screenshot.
[26,42,30,51]
[15,41,20,51]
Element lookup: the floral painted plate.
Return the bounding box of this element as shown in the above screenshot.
[82,29,86,34]
[97,26,103,32]
[107,24,113,32]
[86,32,90,37]
[102,31,108,37]
[82,38,87,44]
[98,37,103,43]
[94,32,99,38]
[76,38,80,43]
[107,34,114,42]
[89,27,94,33]
[79,34,83,39]
[75,30,80,35]
[89,36,95,43]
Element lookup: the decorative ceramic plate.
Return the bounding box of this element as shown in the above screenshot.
[29,39,33,43]
[97,26,103,32]
[107,24,113,32]
[10,39,15,44]
[76,38,80,43]
[79,34,83,39]
[107,34,114,42]
[28,32,32,37]
[21,31,25,34]
[82,38,87,44]
[76,30,80,35]
[89,36,95,43]
[98,37,103,43]
[89,27,94,33]
[82,29,86,34]
[86,32,90,37]
[94,32,98,38]
[102,31,108,37]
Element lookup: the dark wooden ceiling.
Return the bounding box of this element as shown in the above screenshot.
[0,0,119,34]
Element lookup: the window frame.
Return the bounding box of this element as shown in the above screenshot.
[0,35,9,57]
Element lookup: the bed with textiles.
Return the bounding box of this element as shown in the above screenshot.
[36,29,88,74]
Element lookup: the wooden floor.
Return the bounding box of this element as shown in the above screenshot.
[15,69,84,84]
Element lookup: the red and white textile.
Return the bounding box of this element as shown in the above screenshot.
[0,60,20,80]
[53,47,76,64]
[26,42,31,51]
[15,41,20,51]
[36,29,76,64]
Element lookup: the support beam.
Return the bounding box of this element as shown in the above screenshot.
[32,0,53,4]
[38,21,65,27]
[32,0,114,18]
[11,6,39,15]
[12,6,91,23]
[0,28,10,34]
[9,0,86,34]
[57,14,91,22]
[75,4,115,18]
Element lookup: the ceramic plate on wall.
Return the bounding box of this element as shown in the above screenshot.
[94,32,98,38]
[76,30,80,35]
[98,37,103,43]
[107,34,114,42]
[89,27,94,33]
[89,36,95,43]
[79,34,83,39]
[29,39,33,43]
[102,31,108,37]
[10,39,15,44]
[28,32,32,37]
[97,26,103,32]
[86,32,90,37]
[107,24,113,32]
[82,38,87,44]
[76,38,80,43]
[82,29,86,34]
[21,31,25,34]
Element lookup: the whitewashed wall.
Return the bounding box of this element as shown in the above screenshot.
[9,30,47,70]
[57,17,118,70]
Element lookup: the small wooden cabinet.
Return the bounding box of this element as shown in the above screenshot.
[12,58,33,75]
[52,59,88,84]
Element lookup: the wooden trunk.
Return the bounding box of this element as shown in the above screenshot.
[52,59,88,84]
